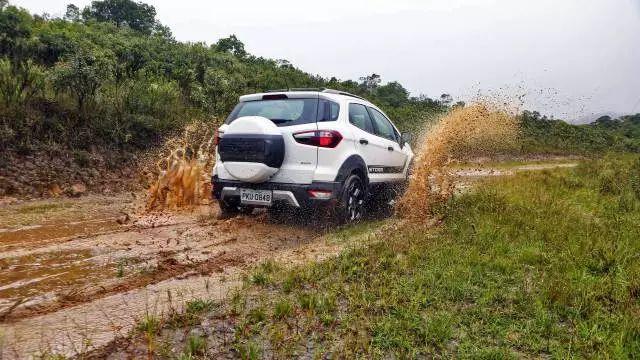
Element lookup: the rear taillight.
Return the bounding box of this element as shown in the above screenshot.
[293,130,342,148]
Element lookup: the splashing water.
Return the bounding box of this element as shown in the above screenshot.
[396,103,520,222]
[143,122,217,211]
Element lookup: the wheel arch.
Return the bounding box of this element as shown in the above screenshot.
[334,154,369,187]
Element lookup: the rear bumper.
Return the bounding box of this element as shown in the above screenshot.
[212,176,342,208]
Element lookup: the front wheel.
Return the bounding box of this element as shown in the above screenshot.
[335,174,366,224]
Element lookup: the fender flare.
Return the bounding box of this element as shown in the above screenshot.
[334,155,369,187]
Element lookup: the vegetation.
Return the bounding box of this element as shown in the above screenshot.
[222,156,640,358]
[521,111,640,154]
[2,0,638,156]
[0,0,444,152]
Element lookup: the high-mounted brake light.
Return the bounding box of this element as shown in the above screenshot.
[293,130,342,148]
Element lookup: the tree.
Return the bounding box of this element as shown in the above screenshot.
[453,101,465,108]
[64,4,80,21]
[0,58,45,107]
[215,35,246,58]
[592,115,619,128]
[375,81,409,107]
[359,73,381,93]
[84,0,159,34]
[0,4,33,61]
[276,59,292,69]
[439,93,453,106]
[51,47,113,113]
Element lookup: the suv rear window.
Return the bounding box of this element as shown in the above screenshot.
[227,98,341,127]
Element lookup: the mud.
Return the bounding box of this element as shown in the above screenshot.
[0,149,139,199]
[0,193,339,359]
[455,162,578,177]
[142,121,217,211]
[397,103,520,222]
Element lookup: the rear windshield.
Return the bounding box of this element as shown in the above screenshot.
[226,98,339,127]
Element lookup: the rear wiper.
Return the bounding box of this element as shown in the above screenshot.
[270,119,292,124]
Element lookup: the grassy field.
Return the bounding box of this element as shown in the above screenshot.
[216,156,640,359]
[114,156,640,359]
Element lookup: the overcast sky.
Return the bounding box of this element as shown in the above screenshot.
[17,0,640,122]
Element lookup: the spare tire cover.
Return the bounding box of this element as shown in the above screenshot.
[219,116,284,183]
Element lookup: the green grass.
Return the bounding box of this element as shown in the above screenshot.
[229,155,640,358]
[136,314,161,335]
[185,298,217,314]
[165,298,219,329]
[183,334,206,357]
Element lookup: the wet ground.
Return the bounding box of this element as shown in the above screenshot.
[0,160,578,359]
[0,194,342,358]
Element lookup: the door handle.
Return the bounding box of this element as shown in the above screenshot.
[387,146,394,151]
[359,139,369,145]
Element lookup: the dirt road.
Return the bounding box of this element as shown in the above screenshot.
[0,195,344,358]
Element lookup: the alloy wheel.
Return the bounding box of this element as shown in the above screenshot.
[346,179,365,221]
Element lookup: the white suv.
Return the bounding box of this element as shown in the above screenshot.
[212,89,414,223]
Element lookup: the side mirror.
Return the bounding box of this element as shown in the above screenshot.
[400,132,413,148]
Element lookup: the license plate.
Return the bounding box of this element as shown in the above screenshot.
[240,189,273,205]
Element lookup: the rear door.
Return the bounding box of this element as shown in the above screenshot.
[367,107,408,182]
[347,103,390,183]
[223,93,319,184]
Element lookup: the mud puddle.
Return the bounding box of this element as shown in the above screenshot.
[0,249,113,310]
[455,162,578,177]
[0,218,123,252]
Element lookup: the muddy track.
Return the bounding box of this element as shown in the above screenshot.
[0,195,339,358]
[0,230,343,358]
[1,244,238,322]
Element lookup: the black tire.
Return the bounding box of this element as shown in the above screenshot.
[267,203,289,223]
[238,205,255,215]
[335,174,367,224]
[217,200,239,220]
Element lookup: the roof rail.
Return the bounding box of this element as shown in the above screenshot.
[265,88,323,93]
[263,88,367,101]
[290,87,323,92]
[321,88,366,100]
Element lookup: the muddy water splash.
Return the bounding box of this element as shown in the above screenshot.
[396,103,520,222]
[144,121,217,211]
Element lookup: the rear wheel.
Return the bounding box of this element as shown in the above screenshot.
[217,200,239,220]
[238,205,255,215]
[336,174,366,224]
[267,203,294,224]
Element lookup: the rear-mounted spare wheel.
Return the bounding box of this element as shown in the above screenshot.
[218,116,285,183]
